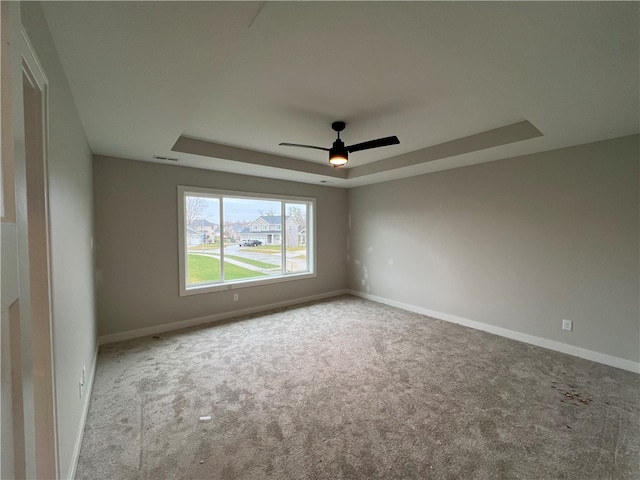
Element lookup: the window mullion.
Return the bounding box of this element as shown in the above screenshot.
[281,201,286,274]
[219,197,224,281]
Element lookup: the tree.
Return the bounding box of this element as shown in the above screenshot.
[185,196,207,225]
[287,205,305,226]
[287,205,300,217]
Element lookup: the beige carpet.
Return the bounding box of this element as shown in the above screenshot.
[76,295,639,479]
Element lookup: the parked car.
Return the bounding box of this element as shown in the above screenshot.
[239,239,263,247]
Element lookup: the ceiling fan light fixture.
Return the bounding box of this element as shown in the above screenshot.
[329,156,348,167]
[329,140,348,167]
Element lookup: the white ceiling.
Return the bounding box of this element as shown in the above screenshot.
[42,1,639,188]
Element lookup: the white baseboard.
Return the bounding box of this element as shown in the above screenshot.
[67,343,98,480]
[98,289,349,345]
[348,290,640,374]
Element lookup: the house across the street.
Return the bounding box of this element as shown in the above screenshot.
[244,215,301,247]
[189,218,218,244]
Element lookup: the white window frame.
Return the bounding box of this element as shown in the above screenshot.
[178,186,316,296]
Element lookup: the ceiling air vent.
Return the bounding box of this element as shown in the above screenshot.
[153,155,179,162]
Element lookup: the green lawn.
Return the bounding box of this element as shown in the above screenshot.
[243,245,307,254]
[243,246,281,254]
[224,255,279,269]
[187,254,266,284]
[186,242,237,251]
[187,243,219,251]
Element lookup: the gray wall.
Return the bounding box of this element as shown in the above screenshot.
[93,156,348,336]
[348,135,639,363]
[21,3,97,479]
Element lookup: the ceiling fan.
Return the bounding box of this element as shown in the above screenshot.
[279,121,400,167]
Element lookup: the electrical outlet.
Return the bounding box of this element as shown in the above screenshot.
[233,293,239,301]
[562,319,573,331]
[362,279,365,286]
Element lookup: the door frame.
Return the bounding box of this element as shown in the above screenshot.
[2,4,59,477]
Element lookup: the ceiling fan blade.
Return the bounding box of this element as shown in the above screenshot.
[279,142,330,152]
[347,136,400,153]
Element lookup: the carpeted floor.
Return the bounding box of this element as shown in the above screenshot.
[76,295,640,479]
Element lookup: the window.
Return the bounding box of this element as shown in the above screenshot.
[178,186,315,295]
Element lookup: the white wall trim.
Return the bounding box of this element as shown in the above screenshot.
[348,290,640,374]
[66,343,98,480]
[98,289,349,345]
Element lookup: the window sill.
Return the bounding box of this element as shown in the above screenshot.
[180,271,317,296]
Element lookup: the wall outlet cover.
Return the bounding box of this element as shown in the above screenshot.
[562,319,573,331]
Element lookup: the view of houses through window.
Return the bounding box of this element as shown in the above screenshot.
[180,187,314,293]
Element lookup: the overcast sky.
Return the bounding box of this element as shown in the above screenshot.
[199,197,305,223]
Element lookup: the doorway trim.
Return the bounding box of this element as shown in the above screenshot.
[7,17,59,479]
